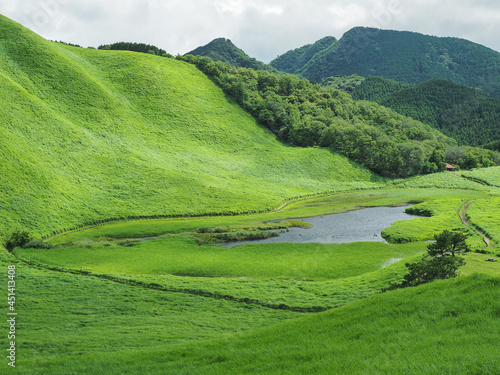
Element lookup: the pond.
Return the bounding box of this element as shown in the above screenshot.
[224,205,420,247]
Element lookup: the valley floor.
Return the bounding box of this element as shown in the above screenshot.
[4,174,500,374]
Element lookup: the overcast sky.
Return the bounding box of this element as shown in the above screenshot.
[1,0,500,63]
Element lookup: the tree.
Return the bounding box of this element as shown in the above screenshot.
[4,230,32,252]
[427,230,470,257]
[387,230,467,290]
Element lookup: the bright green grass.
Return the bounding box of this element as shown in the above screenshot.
[0,16,385,237]
[463,166,500,186]
[0,251,300,372]
[15,274,500,374]
[15,238,425,280]
[382,198,467,242]
[465,198,500,246]
[391,171,491,190]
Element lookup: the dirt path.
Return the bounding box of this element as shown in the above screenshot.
[460,201,494,248]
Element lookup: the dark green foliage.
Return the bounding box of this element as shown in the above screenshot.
[483,140,500,152]
[22,238,54,250]
[212,230,282,242]
[98,42,171,57]
[350,77,500,148]
[396,256,466,288]
[4,230,32,252]
[185,38,275,72]
[180,54,455,177]
[427,230,470,257]
[389,230,467,289]
[271,27,500,98]
[445,146,499,169]
[320,75,365,93]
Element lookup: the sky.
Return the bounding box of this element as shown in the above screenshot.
[1,0,500,63]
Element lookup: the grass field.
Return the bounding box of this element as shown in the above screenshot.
[465,198,500,246]
[463,166,500,186]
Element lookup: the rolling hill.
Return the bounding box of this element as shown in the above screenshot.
[270,27,500,98]
[0,15,383,237]
[185,37,274,71]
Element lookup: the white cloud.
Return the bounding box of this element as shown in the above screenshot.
[1,0,500,62]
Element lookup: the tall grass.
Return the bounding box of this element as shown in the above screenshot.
[463,166,500,186]
[13,273,500,374]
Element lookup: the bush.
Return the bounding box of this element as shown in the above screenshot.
[22,238,54,250]
[4,230,33,252]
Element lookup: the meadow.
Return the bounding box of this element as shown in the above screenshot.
[11,175,500,373]
[463,166,500,186]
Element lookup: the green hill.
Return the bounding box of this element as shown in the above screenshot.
[271,36,337,74]
[0,15,383,236]
[13,268,499,374]
[185,37,274,71]
[350,77,500,147]
[271,27,500,98]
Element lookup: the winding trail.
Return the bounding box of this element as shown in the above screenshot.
[460,201,494,248]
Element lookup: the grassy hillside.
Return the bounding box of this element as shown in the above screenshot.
[9,246,499,375]
[271,27,500,98]
[0,15,384,237]
[8,179,500,373]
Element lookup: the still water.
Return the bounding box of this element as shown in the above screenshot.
[224,205,420,247]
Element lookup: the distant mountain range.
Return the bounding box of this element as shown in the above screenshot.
[270,27,500,98]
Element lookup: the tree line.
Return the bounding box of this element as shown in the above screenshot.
[98,42,172,57]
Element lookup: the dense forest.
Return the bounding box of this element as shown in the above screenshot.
[185,38,275,72]
[271,27,500,98]
[179,54,464,177]
[346,76,500,147]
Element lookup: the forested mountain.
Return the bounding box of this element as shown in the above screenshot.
[185,38,274,71]
[270,27,500,98]
[346,77,500,147]
[271,36,337,74]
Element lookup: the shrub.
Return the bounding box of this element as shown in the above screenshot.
[4,230,33,252]
[22,238,54,250]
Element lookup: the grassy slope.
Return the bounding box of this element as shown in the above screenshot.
[463,166,500,186]
[0,15,383,237]
[13,269,500,374]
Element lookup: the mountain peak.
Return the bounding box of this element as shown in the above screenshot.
[185,38,274,71]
